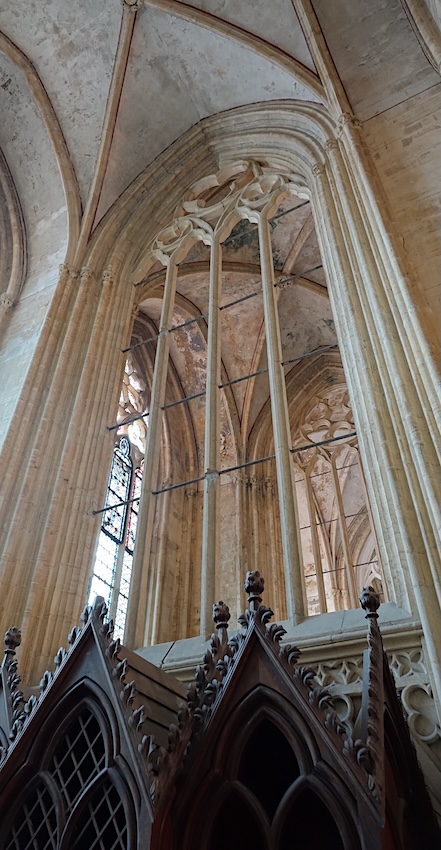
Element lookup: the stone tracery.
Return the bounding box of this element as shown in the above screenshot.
[115,160,388,644]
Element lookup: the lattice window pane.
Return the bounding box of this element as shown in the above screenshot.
[4,782,57,850]
[49,708,105,813]
[70,780,128,850]
[102,440,132,543]
[89,531,119,608]
[125,465,142,554]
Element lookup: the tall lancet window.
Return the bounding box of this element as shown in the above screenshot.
[89,358,146,639]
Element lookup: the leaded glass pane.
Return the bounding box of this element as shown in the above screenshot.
[102,440,132,543]
[89,532,119,608]
[125,465,142,554]
[4,781,57,850]
[49,708,106,814]
[70,780,128,850]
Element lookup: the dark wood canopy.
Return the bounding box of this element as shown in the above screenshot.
[0,575,439,849]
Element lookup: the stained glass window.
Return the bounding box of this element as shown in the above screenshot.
[89,356,147,642]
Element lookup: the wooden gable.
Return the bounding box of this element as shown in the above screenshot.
[0,599,184,850]
[0,577,439,850]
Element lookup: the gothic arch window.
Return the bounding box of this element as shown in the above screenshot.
[208,790,269,850]
[3,779,58,850]
[89,356,147,640]
[277,786,344,850]
[121,160,390,645]
[1,700,133,850]
[237,719,300,821]
[192,713,356,850]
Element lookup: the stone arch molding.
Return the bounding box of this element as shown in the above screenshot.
[83,99,441,700]
[0,31,81,260]
[0,146,27,320]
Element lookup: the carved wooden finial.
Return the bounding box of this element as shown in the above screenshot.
[359,586,380,618]
[212,601,230,630]
[244,570,264,612]
[212,601,230,647]
[2,627,21,668]
[4,628,21,653]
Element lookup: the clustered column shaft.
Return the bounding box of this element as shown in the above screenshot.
[200,237,222,637]
[257,212,305,624]
[126,258,178,648]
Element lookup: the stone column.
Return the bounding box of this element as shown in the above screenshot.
[311,156,441,715]
[200,236,222,637]
[257,211,305,624]
[125,258,178,648]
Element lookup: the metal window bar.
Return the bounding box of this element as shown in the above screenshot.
[309,559,378,577]
[274,264,323,288]
[126,262,324,354]
[299,508,367,532]
[295,461,359,484]
[161,389,206,410]
[108,343,341,430]
[107,411,149,433]
[94,432,357,514]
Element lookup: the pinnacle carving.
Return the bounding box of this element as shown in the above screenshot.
[4,627,21,654]
[244,569,265,611]
[212,600,230,649]
[360,585,380,617]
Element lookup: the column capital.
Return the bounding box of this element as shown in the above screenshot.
[325,137,340,153]
[311,162,326,181]
[102,268,115,286]
[120,0,142,11]
[337,112,362,138]
[80,266,94,284]
[0,292,14,312]
[58,262,79,279]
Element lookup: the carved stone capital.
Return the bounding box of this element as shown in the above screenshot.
[102,269,115,286]
[80,266,94,284]
[120,0,142,10]
[311,162,326,180]
[337,112,362,138]
[59,262,78,279]
[325,138,340,153]
[0,292,14,311]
